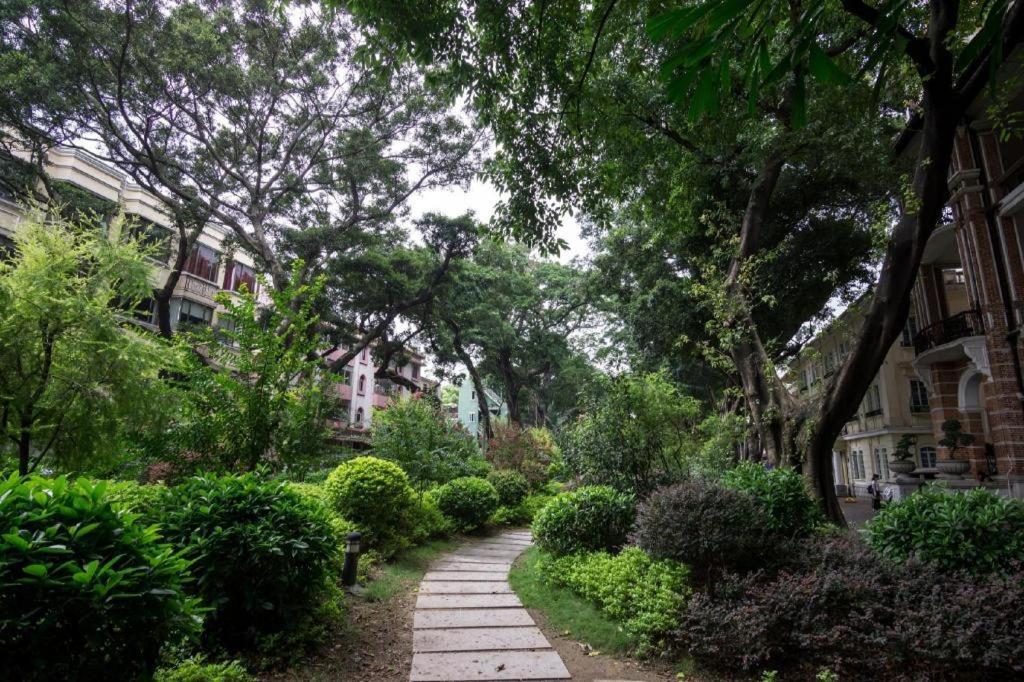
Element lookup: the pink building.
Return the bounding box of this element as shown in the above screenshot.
[323,344,432,438]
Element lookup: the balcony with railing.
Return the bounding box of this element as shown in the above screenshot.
[911,309,988,377]
[913,309,984,355]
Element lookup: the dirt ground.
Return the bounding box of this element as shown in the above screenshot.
[261,586,415,682]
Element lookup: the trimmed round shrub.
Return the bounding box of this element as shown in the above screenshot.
[0,474,198,681]
[866,486,1024,574]
[721,462,823,537]
[488,470,530,507]
[324,456,415,547]
[159,472,339,656]
[633,481,773,580]
[406,491,452,543]
[532,485,634,557]
[435,477,500,531]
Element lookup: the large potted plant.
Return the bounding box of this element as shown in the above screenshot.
[937,419,974,478]
[889,434,918,479]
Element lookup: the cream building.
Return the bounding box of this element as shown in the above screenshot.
[793,306,939,496]
[0,145,259,332]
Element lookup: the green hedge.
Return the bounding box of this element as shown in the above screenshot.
[324,456,415,551]
[159,473,340,659]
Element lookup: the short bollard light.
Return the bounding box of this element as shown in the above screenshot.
[341,531,362,587]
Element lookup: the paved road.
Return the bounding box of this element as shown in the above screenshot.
[409,531,571,681]
[841,497,878,528]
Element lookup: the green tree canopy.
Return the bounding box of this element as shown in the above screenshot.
[0,210,172,474]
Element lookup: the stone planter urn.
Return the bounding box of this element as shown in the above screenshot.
[936,459,971,479]
[888,459,917,479]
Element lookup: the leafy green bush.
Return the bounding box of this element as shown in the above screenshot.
[435,477,500,531]
[488,469,530,506]
[159,473,340,658]
[532,486,635,557]
[407,491,453,543]
[104,479,168,518]
[372,396,486,487]
[722,462,823,537]
[154,657,253,682]
[0,474,198,681]
[866,487,1024,574]
[633,481,774,582]
[324,456,415,549]
[558,372,708,495]
[492,491,556,526]
[287,481,357,560]
[540,548,690,653]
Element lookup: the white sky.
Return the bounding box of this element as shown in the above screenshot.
[408,178,590,264]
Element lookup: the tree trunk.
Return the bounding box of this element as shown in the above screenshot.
[807,70,960,524]
[18,424,31,476]
[443,318,494,439]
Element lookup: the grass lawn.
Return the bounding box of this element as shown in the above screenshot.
[508,546,632,655]
[362,538,458,602]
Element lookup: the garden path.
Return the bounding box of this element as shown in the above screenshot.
[409,530,571,681]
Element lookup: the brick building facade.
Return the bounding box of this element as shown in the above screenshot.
[910,115,1024,498]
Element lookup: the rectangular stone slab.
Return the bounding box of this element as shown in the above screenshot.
[418,581,513,594]
[452,549,524,559]
[414,608,535,629]
[423,571,508,582]
[430,561,513,572]
[416,593,523,609]
[440,555,514,565]
[409,650,570,681]
[471,539,533,546]
[413,626,550,653]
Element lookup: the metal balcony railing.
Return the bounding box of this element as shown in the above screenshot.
[913,309,984,355]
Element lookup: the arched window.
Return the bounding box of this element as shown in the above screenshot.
[919,446,937,469]
[358,375,366,394]
[355,407,364,425]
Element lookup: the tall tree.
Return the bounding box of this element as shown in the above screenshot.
[349,0,1023,522]
[1,0,480,350]
[427,238,594,427]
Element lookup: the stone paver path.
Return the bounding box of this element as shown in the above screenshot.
[409,530,571,681]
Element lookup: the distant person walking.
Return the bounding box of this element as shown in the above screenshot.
[868,473,883,511]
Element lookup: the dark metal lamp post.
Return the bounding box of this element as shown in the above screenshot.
[341,531,362,587]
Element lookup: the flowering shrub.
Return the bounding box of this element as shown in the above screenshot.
[435,477,500,531]
[633,481,773,581]
[541,548,690,653]
[721,462,823,537]
[532,486,634,556]
[866,486,1024,574]
[0,474,198,681]
[486,423,555,487]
